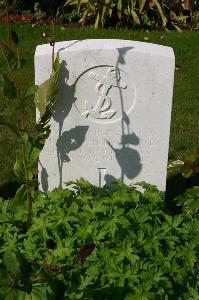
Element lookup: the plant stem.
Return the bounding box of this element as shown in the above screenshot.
[21,142,33,228]
[16,45,20,61]
[51,19,55,73]
[16,89,33,228]
[5,0,11,47]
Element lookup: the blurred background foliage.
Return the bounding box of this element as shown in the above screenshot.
[0,0,198,30]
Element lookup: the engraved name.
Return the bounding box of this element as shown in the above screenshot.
[78,148,113,162]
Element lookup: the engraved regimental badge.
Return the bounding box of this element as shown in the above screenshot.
[74,66,136,124]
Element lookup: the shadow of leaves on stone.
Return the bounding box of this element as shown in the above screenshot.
[56,126,89,187]
[106,136,142,181]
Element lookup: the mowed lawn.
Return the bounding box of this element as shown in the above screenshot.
[0,24,198,187]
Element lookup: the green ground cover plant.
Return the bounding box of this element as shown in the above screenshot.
[0,180,199,299]
[168,149,199,216]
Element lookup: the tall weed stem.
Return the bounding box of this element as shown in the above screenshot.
[51,20,55,74]
[4,0,11,47]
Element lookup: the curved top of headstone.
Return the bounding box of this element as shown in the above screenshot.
[35,39,174,59]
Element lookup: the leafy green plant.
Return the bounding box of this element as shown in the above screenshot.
[0,0,5,16]
[0,0,38,15]
[168,148,199,179]
[168,148,199,218]
[0,180,199,299]
[175,186,199,217]
[64,0,195,30]
[0,28,61,229]
[56,5,80,24]
[34,2,46,25]
[180,150,199,179]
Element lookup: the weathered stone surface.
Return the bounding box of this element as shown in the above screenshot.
[35,39,175,191]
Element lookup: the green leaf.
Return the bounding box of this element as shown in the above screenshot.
[153,0,167,28]
[0,198,10,222]
[138,0,147,13]
[34,67,59,118]
[3,250,21,274]
[27,144,41,179]
[16,288,46,300]
[0,114,20,137]
[11,184,27,221]
[1,287,17,300]
[29,285,48,300]
[172,23,182,33]
[176,186,199,216]
[34,77,53,117]
[0,41,18,72]
[184,154,196,164]
[53,56,60,75]
[94,12,100,29]
[141,12,153,27]
[13,152,25,179]
[17,58,26,70]
[0,269,16,300]
[24,85,38,98]
[0,73,17,99]
[15,291,27,300]
[131,8,141,25]
[75,178,93,190]
[117,0,122,20]
[182,164,194,178]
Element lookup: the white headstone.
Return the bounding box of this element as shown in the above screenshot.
[35,39,175,191]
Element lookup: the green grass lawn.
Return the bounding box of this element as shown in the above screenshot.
[0,24,199,189]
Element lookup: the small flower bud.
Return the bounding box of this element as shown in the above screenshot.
[40,31,46,38]
[50,38,55,46]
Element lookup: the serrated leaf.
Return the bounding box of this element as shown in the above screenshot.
[29,285,48,300]
[76,178,93,190]
[172,215,183,228]
[0,287,17,300]
[3,251,20,274]
[0,198,10,222]
[16,290,27,300]
[14,285,48,300]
